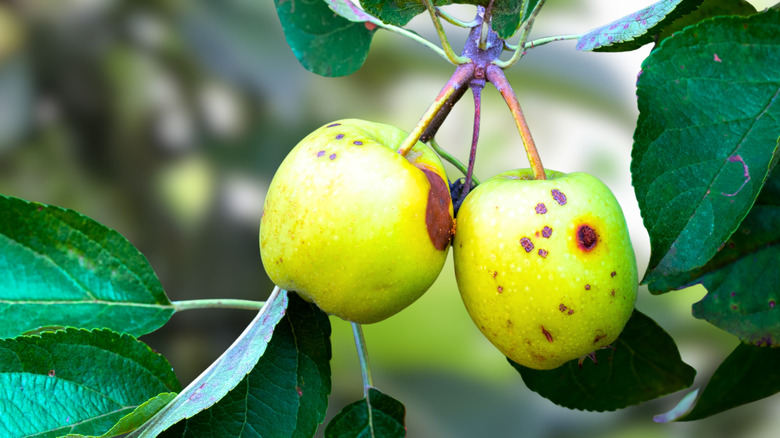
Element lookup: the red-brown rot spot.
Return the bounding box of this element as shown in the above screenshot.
[326,123,341,128]
[497,286,504,293]
[48,370,55,377]
[541,326,553,343]
[317,150,326,157]
[611,289,616,297]
[535,203,547,214]
[335,133,344,139]
[492,271,498,279]
[542,226,552,238]
[551,189,567,205]
[365,21,377,31]
[568,309,574,315]
[420,168,453,251]
[714,53,722,62]
[520,237,534,252]
[538,249,548,258]
[353,140,363,145]
[611,271,617,277]
[593,331,607,345]
[770,300,776,308]
[585,284,591,290]
[559,303,567,312]
[329,153,337,160]
[576,225,598,251]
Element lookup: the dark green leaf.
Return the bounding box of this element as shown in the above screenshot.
[492,0,535,39]
[513,310,696,411]
[63,393,178,438]
[680,343,780,421]
[577,0,704,52]
[691,205,780,345]
[656,0,757,43]
[632,10,780,286]
[0,328,180,438]
[130,289,289,438]
[157,291,331,438]
[0,195,173,338]
[325,388,406,438]
[274,0,377,77]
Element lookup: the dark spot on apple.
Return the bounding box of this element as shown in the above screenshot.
[538,249,548,258]
[354,140,363,145]
[593,331,607,345]
[585,284,591,290]
[541,326,553,343]
[551,189,567,205]
[335,134,344,139]
[520,237,534,252]
[326,123,341,127]
[559,303,567,313]
[542,226,552,238]
[507,319,513,327]
[497,286,504,293]
[568,309,574,315]
[421,168,453,251]
[317,150,326,157]
[493,271,498,279]
[535,203,547,214]
[576,225,598,251]
[611,289,616,297]
[329,153,337,160]
[611,271,617,277]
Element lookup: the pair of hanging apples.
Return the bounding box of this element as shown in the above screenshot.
[259,119,637,370]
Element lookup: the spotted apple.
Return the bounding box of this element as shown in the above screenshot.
[260,119,454,324]
[453,169,638,370]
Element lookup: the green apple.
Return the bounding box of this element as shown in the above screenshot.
[453,169,637,370]
[260,119,454,324]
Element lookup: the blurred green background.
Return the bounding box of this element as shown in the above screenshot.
[1,1,777,436]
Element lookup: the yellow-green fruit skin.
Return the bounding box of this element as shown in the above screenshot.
[453,169,638,370]
[260,119,453,324]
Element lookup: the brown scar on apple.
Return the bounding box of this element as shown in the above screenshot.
[538,248,548,258]
[420,168,453,251]
[542,226,552,238]
[520,237,534,252]
[576,225,598,251]
[584,284,591,290]
[611,271,617,277]
[535,203,547,214]
[551,189,567,205]
[497,285,504,293]
[541,326,553,343]
[593,330,607,345]
[560,303,575,315]
[317,150,326,157]
[326,122,341,128]
[335,134,344,139]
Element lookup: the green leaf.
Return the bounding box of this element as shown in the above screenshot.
[360,0,449,28]
[691,205,780,345]
[492,0,537,39]
[656,0,757,42]
[325,388,406,438]
[577,0,705,52]
[512,310,696,411]
[678,343,780,421]
[0,195,173,338]
[129,288,289,437]
[159,291,332,437]
[632,10,780,286]
[63,393,177,438]
[274,0,377,77]
[325,0,383,25]
[0,328,180,438]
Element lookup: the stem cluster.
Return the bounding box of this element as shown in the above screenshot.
[398,4,549,192]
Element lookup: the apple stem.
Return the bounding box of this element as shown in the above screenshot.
[398,63,475,157]
[486,65,546,180]
[422,0,470,65]
[462,78,485,199]
[351,322,374,396]
[428,137,479,185]
[172,298,267,312]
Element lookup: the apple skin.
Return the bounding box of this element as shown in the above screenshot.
[453,169,638,370]
[260,119,454,324]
